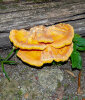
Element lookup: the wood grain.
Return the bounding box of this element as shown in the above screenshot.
[0,0,85,48]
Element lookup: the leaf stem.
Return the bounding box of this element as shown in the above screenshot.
[0,55,2,59]
[77,70,83,94]
[1,62,10,81]
[2,60,17,64]
[5,47,16,61]
[78,70,81,88]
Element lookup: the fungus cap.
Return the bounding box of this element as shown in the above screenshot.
[9,23,74,50]
[30,25,54,43]
[46,23,74,48]
[9,29,46,50]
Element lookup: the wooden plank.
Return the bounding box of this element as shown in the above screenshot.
[0,0,85,48]
[0,33,11,49]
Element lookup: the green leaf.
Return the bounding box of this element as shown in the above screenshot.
[0,55,2,59]
[52,61,56,65]
[73,37,85,47]
[1,62,10,81]
[71,50,82,70]
[5,47,16,61]
[15,49,19,54]
[76,46,85,51]
[73,43,77,51]
[74,33,81,38]
[2,60,17,65]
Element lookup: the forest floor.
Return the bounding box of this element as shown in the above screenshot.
[0,48,85,100]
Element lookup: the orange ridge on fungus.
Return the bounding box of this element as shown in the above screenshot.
[9,29,47,50]
[17,43,73,67]
[46,23,74,48]
[9,23,74,50]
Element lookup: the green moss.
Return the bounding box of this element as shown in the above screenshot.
[0,0,3,3]
[57,81,62,88]
[17,90,23,98]
[32,93,37,99]
[64,83,69,89]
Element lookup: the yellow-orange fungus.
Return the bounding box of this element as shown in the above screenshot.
[9,23,74,67]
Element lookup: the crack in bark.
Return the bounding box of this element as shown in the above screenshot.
[54,17,85,24]
[0,16,85,33]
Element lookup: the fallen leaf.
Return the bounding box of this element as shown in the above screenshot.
[82,98,85,100]
[65,69,76,78]
[24,93,29,99]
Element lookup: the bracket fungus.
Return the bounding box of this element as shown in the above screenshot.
[9,23,74,67]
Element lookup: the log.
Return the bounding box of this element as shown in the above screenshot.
[0,0,85,49]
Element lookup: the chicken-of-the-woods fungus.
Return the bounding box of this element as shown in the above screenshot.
[9,23,74,67]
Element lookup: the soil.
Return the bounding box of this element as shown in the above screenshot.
[0,48,85,100]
